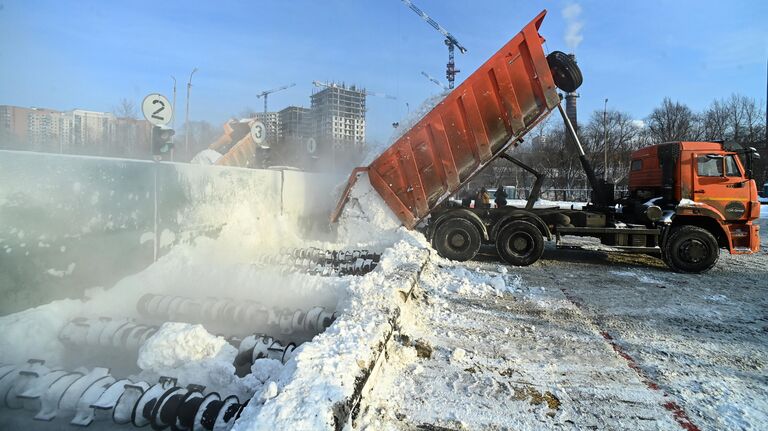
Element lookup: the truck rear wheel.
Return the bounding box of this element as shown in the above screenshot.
[433,218,481,262]
[662,225,719,273]
[496,220,544,266]
[547,51,583,93]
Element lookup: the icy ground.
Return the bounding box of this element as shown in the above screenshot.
[358,215,768,430]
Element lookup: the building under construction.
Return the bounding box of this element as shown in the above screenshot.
[310,83,366,154]
[278,106,312,144]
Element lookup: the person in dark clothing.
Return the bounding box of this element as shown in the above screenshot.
[494,185,508,208]
[461,192,472,207]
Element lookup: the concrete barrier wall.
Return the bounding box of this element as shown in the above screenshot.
[0,150,337,315]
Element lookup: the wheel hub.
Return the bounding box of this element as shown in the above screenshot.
[449,231,468,249]
[680,239,707,263]
[510,233,533,255]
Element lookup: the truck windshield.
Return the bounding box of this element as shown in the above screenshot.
[697,156,723,177]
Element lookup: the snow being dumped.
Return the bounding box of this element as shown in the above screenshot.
[0,149,435,430]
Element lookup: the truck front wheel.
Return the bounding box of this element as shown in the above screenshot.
[496,220,544,266]
[433,218,481,262]
[662,225,719,273]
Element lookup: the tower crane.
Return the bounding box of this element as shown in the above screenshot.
[401,0,467,89]
[255,83,296,114]
[311,81,397,100]
[421,71,448,91]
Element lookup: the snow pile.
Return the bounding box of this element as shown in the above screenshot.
[137,322,236,370]
[507,198,586,210]
[190,149,223,165]
[335,175,404,248]
[235,235,430,429]
[424,259,522,297]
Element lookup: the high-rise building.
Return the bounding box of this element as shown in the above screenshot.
[310,84,366,152]
[70,109,117,155]
[278,106,311,143]
[0,104,152,158]
[0,105,32,149]
[28,108,71,152]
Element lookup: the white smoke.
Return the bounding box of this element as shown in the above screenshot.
[562,3,584,51]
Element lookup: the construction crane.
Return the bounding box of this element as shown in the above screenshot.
[312,81,397,100]
[421,71,448,91]
[255,83,296,114]
[401,0,467,89]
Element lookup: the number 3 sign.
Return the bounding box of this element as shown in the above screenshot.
[251,121,268,148]
[142,93,173,126]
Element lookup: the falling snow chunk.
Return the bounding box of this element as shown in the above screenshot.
[46,263,76,278]
[139,232,154,244]
[160,229,176,248]
[260,381,278,401]
[449,348,466,364]
[137,322,235,371]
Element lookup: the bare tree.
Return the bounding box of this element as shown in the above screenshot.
[114,98,138,119]
[701,99,729,140]
[581,110,643,184]
[646,98,700,142]
[701,94,765,144]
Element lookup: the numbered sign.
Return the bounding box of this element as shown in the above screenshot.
[306,137,317,154]
[142,93,172,126]
[250,121,267,148]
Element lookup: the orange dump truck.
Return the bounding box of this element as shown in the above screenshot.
[332,10,761,273]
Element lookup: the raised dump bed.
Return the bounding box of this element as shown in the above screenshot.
[333,10,570,228]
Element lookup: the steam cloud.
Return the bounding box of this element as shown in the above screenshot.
[562,3,584,51]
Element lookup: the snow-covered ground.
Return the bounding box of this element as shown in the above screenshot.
[357,212,768,430]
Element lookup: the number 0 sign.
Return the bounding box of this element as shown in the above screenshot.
[142,93,173,126]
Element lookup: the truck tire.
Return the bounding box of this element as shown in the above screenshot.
[433,218,481,262]
[496,220,544,266]
[546,51,583,93]
[662,225,719,273]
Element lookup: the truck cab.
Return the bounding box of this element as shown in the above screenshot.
[628,141,761,268]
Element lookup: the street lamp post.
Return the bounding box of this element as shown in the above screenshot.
[171,75,177,161]
[185,67,198,160]
[603,98,608,181]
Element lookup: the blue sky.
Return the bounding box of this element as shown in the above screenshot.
[1,1,766,142]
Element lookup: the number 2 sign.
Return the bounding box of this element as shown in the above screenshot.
[142,93,173,126]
